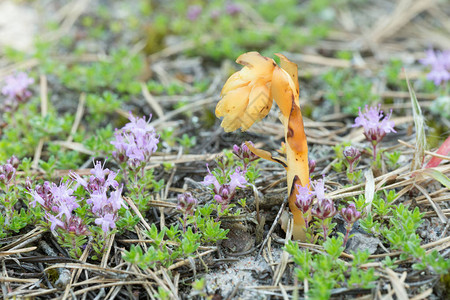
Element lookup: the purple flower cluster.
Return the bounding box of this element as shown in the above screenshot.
[111,113,159,170]
[420,49,450,85]
[353,105,396,159]
[295,179,337,221]
[2,72,34,101]
[30,180,87,234]
[31,161,126,234]
[70,161,125,232]
[0,156,19,185]
[201,165,247,207]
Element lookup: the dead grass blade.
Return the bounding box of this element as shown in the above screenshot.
[406,72,426,171]
[385,268,408,300]
[364,169,375,214]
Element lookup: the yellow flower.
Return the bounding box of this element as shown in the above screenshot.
[215,52,276,132]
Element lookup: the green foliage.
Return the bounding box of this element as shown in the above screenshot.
[430,96,450,120]
[385,151,401,169]
[331,142,351,173]
[323,236,344,258]
[123,212,227,270]
[285,238,377,299]
[84,125,115,155]
[322,69,377,114]
[85,92,122,124]
[384,59,407,90]
[360,193,449,275]
[56,48,144,94]
[143,0,350,60]
[127,168,165,213]
[177,134,197,153]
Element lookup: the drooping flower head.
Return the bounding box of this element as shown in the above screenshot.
[216,52,277,131]
[419,49,450,85]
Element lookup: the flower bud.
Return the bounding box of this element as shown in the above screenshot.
[233,141,259,164]
[312,198,337,220]
[308,159,316,173]
[0,163,15,184]
[7,156,20,169]
[177,192,198,214]
[343,146,361,173]
[343,146,361,163]
[340,203,361,224]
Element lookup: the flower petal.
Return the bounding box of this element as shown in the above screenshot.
[236,52,276,77]
[221,71,249,96]
[216,85,251,118]
[241,82,272,131]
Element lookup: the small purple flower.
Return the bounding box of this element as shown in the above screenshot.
[294,185,313,214]
[47,214,65,231]
[1,72,34,102]
[6,156,20,169]
[426,65,450,86]
[95,213,116,232]
[340,203,361,224]
[229,168,247,190]
[201,165,221,191]
[420,49,450,85]
[225,2,241,15]
[353,105,396,159]
[187,5,202,21]
[340,203,362,246]
[65,216,89,235]
[311,178,326,201]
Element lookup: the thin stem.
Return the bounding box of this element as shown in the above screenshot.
[322,222,328,241]
[372,144,377,160]
[343,226,351,247]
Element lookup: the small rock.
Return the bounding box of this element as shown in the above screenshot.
[346,230,380,254]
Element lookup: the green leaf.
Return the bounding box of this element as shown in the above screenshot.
[420,169,450,189]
